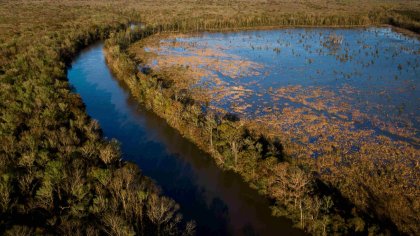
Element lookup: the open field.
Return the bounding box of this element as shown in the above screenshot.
[1,0,420,235]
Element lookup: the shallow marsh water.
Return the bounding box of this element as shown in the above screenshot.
[67,43,304,236]
[142,27,419,164]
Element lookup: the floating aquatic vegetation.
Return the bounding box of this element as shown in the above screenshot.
[137,29,419,155]
[132,29,420,234]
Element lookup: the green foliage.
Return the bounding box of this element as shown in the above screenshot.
[0,1,193,235]
[0,175,12,213]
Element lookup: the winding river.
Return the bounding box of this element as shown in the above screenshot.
[67,43,303,236]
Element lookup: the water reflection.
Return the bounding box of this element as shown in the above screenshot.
[68,43,304,236]
[140,27,419,173]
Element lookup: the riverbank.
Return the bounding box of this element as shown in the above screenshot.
[70,42,305,235]
[103,25,419,235]
[127,27,420,236]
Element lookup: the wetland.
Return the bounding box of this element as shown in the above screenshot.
[133,27,419,174]
[3,0,420,235]
[125,26,420,234]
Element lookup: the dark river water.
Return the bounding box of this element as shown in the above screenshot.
[67,43,303,236]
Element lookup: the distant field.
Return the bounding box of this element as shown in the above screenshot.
[1,0,420,72]
[118,0,420,33]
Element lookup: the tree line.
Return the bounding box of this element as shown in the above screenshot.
[104,25,410,235]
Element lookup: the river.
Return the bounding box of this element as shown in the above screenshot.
[67,43,303,236]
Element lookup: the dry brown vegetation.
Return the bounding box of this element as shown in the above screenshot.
[107,29,419,236]
[122,2,420,234]
[124,0,420,32]
[132,46,420,234]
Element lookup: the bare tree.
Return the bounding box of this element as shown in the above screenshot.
[147,194,180,236]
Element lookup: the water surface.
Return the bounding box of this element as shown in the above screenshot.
[142,27,419,165]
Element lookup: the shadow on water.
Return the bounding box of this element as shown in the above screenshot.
[67,43,304,236]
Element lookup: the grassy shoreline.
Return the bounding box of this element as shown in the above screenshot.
[104,24,418,234]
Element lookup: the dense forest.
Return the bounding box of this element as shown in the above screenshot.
[1,0,419,235]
